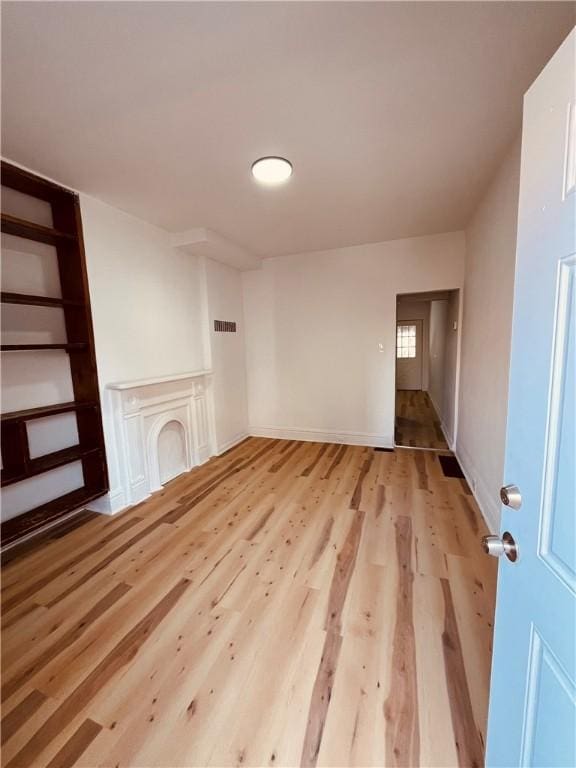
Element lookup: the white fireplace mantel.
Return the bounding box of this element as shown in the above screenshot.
[105,369,215,511]
[107,370,212,390]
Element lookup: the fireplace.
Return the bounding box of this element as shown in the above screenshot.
[106,370,215,510]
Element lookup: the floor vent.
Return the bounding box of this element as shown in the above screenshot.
[438,454,465,478]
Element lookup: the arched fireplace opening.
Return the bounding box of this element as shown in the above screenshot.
[157,420,187,485]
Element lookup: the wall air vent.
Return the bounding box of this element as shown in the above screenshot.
[214,320,237,333]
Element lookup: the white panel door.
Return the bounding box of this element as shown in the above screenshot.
[486,28,575,767]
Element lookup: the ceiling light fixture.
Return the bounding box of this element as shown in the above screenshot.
[251,156,293,185]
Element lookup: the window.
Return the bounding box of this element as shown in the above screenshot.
[397,324,417,358]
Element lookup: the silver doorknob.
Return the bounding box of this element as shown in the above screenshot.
[500,484,522,509]
[481,532,518,562]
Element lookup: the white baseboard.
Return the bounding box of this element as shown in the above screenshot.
[428,391,442,421]
[86,488,131,516]
[216,432,250,455]
[440,420,455,451]
[249,425,394,449]
[197,445,212,465]
[427,392,454,450]
[87,447,218,518]
[454,442,500,534]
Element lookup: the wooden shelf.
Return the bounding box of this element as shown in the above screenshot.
[1,343,87,352]
[1,213,76,246]
[1,487,107,547]
[1,446,102,487]
[1,161,109,545]
[30,445,101,476]
[1,401,98,424]
[1,292,83,308]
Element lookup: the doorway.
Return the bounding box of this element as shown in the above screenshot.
[395,290,460,450]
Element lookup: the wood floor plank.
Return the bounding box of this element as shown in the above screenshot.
[1,567,131,670]
[383,516,420,767]
[413,574,461,768]
[1,516,141,612]
[21,571,190,703]
[445,555,496,748]
[207,586,321,767]
[2,582,131,702]
[5,578,191,768]
[44,718,102,768]
[395,390,449,450]
[441,578,485,768]
[1,439,496,767]
[1,689,47,745]
[81,600,245,763]
[0,692,61,764]
[316,631,392,767]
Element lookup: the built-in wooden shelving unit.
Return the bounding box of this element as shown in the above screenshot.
[1,161,108,546]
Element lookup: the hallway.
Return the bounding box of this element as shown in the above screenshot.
[395,390,450,450]
[1,437,496,767]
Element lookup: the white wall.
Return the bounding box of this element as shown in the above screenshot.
[203,257,249,453]
[441,291,460,446]
[80,194,205,384]
[428,299,448,417]
[457,138,521,532]
[243,231,465,446]
[80,194,206,510]
[426,293,460,446]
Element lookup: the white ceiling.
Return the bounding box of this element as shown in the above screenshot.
[2,2,574,259]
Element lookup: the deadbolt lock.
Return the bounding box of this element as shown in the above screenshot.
[500,484,522,510]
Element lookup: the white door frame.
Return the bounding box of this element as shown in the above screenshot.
[394,290,463,450]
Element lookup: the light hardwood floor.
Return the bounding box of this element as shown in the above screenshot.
[395,390,450,450]
[1,438,496,767]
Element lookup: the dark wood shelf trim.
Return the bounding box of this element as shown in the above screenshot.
[1,401,98,424]
[0,487,108,547]
[1,292,83,308]
[1,213,76,246]
[1,446,102,487]
[1,343,87,352]
[1,510,99,565]
[1,160,76,205]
